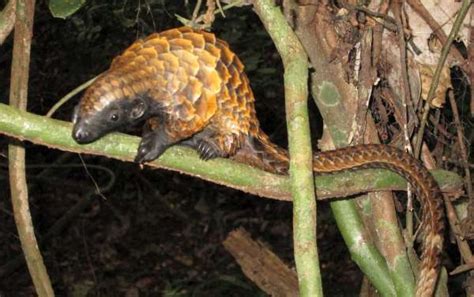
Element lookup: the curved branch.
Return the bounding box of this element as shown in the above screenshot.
[7,0,55,296]
[0,103,463,200]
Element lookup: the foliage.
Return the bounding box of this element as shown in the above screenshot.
[49,0,86,19]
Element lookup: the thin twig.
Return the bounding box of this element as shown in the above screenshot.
[215,0,225,17]
[46,75,98,118]
[339,0,398,32]
[391,0,416,248]
[450,260,474,275]
[447,90,474,242]
[372,0,390,66]
[0,0,16,44]
[0,163,115,278]
[468,8,474,117]
[447,90,473,201]
[191,0,203,24]
[175,0,245,28]
[406,0,465,62]
[443,194,474,264]
[8,0,55,295]
[421,144,473,272]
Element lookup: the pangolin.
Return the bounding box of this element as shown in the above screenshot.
[71,26,444,296]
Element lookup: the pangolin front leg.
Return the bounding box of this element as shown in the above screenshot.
[135,117,183,163]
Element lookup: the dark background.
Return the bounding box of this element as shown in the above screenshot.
[0,1,362,296]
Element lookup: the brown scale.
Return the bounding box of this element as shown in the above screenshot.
[73,27,444,296]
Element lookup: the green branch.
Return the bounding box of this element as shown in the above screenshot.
[0,103,462,201]
[0,101,464,296]
[253,0,321,296]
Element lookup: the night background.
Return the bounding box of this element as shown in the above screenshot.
[0,1,472,296]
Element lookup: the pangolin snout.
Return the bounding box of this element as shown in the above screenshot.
[72,123,95,144]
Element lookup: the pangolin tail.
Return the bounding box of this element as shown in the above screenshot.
[237,129,444,297]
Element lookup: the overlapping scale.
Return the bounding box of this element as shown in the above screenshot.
[80,26,257,154]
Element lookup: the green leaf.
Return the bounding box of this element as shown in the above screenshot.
[49,0,87,19]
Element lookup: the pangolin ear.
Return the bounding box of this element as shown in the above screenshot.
[72,105,80,124]
[130,98,147,120]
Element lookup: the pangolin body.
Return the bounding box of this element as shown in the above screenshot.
[72,27,444,296]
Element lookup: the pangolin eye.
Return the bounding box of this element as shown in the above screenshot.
[110,113,119,122]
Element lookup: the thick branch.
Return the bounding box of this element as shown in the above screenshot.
[253,0,321,296]
[0,103,463,200]
[293,2,415,295]
[223,228,299,296]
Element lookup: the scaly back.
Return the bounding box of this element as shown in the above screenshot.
[78,27,259,149]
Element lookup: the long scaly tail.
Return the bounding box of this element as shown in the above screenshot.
[242,129,444,296]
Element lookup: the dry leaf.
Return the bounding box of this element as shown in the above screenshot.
[419,64,451,108]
